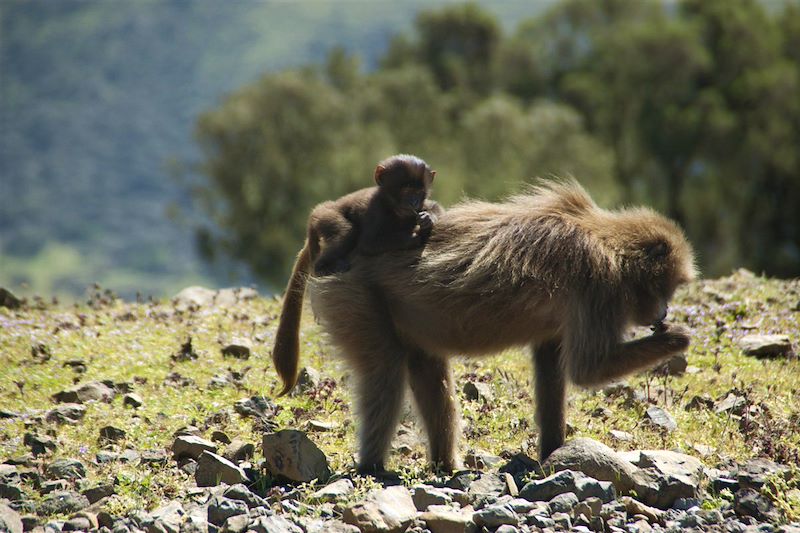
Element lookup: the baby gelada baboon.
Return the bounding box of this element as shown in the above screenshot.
[277,179,696,475]
[271,154,442,396]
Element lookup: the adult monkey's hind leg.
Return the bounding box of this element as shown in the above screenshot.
[533,340,566,461]
[407,350,459,472]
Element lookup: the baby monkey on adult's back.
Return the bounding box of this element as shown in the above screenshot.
[272,154,442,395]
[311,154,441,275]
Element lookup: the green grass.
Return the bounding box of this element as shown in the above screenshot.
[1,272,798,519]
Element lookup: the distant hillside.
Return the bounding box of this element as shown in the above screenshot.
[0,0,553,299]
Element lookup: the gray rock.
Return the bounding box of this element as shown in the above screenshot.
[662,354,688,375]
[543,438,638,493]
[174,286,217,308]
[53,381,115,404]
[463,381,492,402]
[233,396,276,419]
[222,439,254,463]
[520,469,615,503]
[737,458,789,489]
[82,483,115,504]
[619,496,665,524]
[221,341,251,360]
[715,393,747,415]
[45,403,86,424]
[262,430,330,483]
[208,496,248,527]
[494,526,519,533]
[412,485,453,511]
[467,473,505,499]
[627,450,704,509]
[23,433,56,456]
[195,451,248,487]
[548,492,578,514]
[0,481,23,501]
[550,511,571,529]
[63,517,93,531]
[0,287,22,309]
[147,500,184,533]
[342,486,416,533]
[527,514,555,528]
[306,420,337,432]
[464,450,503,470]
[211,430,231,444]
[46,458,86,480]
[685,394,714,411]
[223,483,266,509]
[644,406,677,433]
[38,490,90,515]
[172,436,218,460]
[249,515,303,533]
[0,503,22,533]
[310,478,354,502]
[99,426,126,443]
[290,367,321,396]
[472,503,518,528]
[41,479,68,494]
[735,488,779,522]
[123,393,143,408]
[573,497,603,519]
[739,334,795,358]
[608,429,634,443]
[419,505,473,533]
[221,513,249,533]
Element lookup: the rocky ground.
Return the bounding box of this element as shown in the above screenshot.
[0,271,799,532]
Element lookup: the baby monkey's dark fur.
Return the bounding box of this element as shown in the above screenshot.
[272,154,442,396]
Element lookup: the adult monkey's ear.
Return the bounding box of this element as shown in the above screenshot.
[374,165,386,186]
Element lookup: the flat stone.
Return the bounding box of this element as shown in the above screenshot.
[411,486,452,512]
[45,404,86,425]
[739,334,795,358]
[0,503,22,533]
[234,396,276,419]
[63,516,92,531]
[148,500,185,533]
[46,459,86,480]
[734,487,779,522]
[306,420,337,432]
[737,458,789,489]
[172,436,218,460]
[463,381,492,402]
[714,393,747,415]
[223,483,266,509]
[208,496,248,526]
[249,515,303,533]
[519,469,615,503]
[221,341,251,360]
[619,496,665,524]
[628,450,704,509]
[195,451,247,487]
[81,483,115,504]
[290,367,321,396]
[52,381,115,404]
[223,439,254,462]
[464,450,503,470]
[420,505,473,533]
[468,473,505,499]
[548,492,578,514]
[685,394,714,411]
[342,486,416,533]
[37,491,89,515]
[0,287,22,309]
[262,430,330,483]
[311,478,354,502]
[543,438,638,493]
[123,393,143,408]
[222,513,250,533]
[608,429,634,442]
[99,425,126,443]
[644,406,677,433]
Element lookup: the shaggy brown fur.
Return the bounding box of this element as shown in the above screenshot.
[278,179,695,471]
[272,154,442,396]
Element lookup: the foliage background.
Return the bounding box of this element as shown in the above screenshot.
[2,0,799,298]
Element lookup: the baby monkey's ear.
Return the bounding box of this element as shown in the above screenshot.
[374,165,386,186]
[430,170,436,182]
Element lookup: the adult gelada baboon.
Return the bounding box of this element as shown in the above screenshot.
[275,179,696,473]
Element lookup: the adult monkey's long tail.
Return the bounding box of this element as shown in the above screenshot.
[272,244,311,396]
